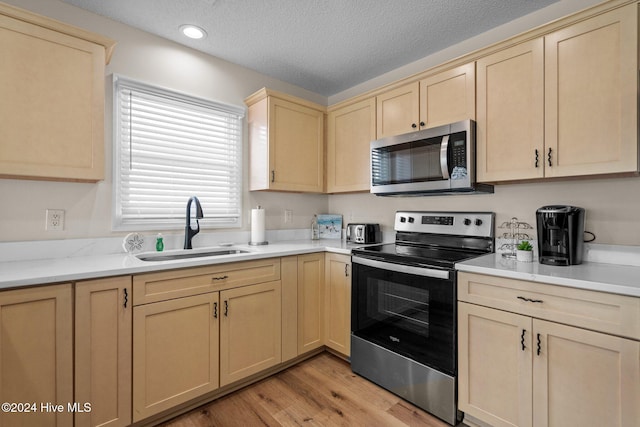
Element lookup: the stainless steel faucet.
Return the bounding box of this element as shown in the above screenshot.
[184,196,204,249]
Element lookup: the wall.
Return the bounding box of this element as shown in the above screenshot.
[0,0,329,243]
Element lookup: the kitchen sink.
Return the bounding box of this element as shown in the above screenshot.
[136,248,249,262]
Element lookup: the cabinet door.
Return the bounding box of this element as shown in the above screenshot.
[297,253,325,353]
[0,10,106,181]
[220,281,282,386]
[326,98,376,193]
[419,62,475,128]
[544,5,638,178]
[0,284,73,427]
[324,253,351,356]
[476,39,545,182]
[133,293,219,422]
[458,302,533,427]
[75,277,132,427]
[376,82,420,138]
[281,256,299,362]
[533,319,640,427]
[269,97,324,192]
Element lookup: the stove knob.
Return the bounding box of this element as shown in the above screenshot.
[408,217,415,223]
[400,216,407,223]
[464,218,472,226]
[475,219,483,226]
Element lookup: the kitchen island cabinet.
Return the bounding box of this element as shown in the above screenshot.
[75,276,132,427]
[477,3,638,183]
[0,283,73,427]
[458,272,640,427]
[246,88,325,193]
[0,3,115,182]
[324,253,351,357]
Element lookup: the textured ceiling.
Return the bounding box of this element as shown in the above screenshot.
[60,0,558,97]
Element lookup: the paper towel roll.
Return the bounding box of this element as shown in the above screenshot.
[250,207,266,244]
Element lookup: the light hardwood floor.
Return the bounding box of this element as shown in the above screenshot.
[160,352,451,427]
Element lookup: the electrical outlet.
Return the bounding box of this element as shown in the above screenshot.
[46,209,65,231]
[284,209,293,224]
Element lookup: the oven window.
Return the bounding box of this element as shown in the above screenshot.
[352,261,455,375]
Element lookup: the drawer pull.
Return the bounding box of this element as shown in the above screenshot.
[517,296,544,304]
[537,333,542,356]
[521,329,526,351]
[212,275,229,282]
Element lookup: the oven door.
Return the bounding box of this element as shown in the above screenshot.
[351,255,456,376]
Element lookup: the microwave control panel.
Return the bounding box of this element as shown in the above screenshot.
[450,133,467,168]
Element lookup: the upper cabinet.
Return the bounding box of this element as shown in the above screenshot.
[376,63,475,139]
[0,3,115,182]
[246,88,325,193]
[326,97,376,193]
[478,3,638,183]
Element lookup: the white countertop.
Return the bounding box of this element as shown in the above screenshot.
[0,239,357,290]
[456,253,640,297]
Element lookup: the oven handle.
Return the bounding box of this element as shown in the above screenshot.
[352,256,451,280]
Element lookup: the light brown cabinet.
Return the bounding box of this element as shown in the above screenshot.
[458,272,640,427]
[477,4,638,183]
[297,253,325,353]
[0,3,115,182]
[220,281,282,386]
[326,97,376,193]
[246,88,325,193]
[75,277,132,427]
[376,63,475,138]
[0,283,73,426]
[324,253,351,357]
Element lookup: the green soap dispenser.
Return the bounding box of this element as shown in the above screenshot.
[156,233,164,252]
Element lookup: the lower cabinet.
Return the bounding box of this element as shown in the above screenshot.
[132,292,220,422]
[297,253,325,354]
[75,277,132,427]
[220,281,282,386]
[458,272,640,427]
[324,253,351,356]
[0,283,73,427]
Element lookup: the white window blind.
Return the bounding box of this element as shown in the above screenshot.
[113,75,244,230]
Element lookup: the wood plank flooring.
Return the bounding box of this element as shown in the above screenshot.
[160,352,452,427]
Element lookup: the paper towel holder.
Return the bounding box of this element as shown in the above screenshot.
[249,205,269,246]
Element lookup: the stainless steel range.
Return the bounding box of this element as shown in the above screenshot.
[350,211,495,425]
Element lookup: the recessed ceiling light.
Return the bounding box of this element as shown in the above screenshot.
[180,24,207,40]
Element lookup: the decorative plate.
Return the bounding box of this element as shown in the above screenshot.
[123,232,145,253]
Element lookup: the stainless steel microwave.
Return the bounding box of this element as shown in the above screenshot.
[370,119,493,196]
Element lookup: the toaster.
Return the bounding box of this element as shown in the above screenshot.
[346,223,382,244]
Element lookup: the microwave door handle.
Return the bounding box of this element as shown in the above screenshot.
[440,135,450,179]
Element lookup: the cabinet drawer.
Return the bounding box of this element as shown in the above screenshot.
[133,258,280,305]
[458,272,640,340]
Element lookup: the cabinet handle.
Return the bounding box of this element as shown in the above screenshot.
[224,300,228,317]
[536,333,542,356]
[271,170,275,183]
[547,148,552,167]
[211,275,229,282]
[419,121,425,127]
[517,296,544,304]
[535,149,539,168]
[123,288,128,308]
[213,302,218,318]
[345,264,349,277]
[411,123,417,129]
[521,329,526,351]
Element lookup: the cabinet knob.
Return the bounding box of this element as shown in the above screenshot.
[419,121,425,127]
[411,123,417,129]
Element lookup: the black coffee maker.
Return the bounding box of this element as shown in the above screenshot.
[536,205,585,266]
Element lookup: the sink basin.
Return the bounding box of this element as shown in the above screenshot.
[136,248,249,262]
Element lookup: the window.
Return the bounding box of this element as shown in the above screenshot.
[113,75,244,230]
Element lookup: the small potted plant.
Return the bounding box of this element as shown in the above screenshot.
[516,240,534,262]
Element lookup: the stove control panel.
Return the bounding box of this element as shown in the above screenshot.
[395,211,494,238]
